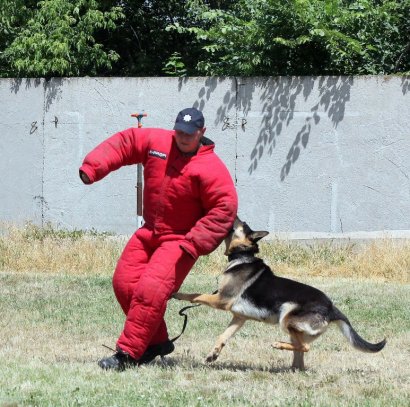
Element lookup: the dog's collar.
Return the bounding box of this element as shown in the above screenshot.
[225,255,258,272]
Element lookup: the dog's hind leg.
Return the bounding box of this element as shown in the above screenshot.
[272,330,310,370]
[291,349,305,371]
[290,330,309,370]
[206,316,245,363]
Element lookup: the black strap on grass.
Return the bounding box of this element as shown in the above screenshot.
[170,303,202,343]
[100,289,216,355]
[170,289,218,343]
[102,344,116,352]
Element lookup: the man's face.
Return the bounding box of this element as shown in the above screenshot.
[174,127,206,153]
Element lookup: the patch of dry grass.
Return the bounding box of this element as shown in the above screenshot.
[1,223,409,283]
[0,222,124,275]
[257,239,410,283]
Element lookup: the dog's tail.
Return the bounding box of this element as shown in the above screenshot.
[329,306,386,353]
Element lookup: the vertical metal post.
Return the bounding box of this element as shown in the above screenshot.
[131,112,147,228]
[136,163,143,228]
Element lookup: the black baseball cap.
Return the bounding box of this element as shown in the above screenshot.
[174,107,205,135]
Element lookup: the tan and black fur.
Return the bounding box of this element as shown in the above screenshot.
[173,217,386,370]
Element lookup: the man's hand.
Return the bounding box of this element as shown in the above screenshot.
[79,170,91,184]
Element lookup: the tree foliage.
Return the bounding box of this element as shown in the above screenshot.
[169,0,410,75]
[0,0,408,77]
[1,0,123,77]
[99,1,199,76]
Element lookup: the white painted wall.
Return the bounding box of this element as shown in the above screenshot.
[1,76,409,238]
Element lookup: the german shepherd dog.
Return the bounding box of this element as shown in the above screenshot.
[173,217,386,370]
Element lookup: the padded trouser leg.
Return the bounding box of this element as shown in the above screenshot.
[117,240,195,359]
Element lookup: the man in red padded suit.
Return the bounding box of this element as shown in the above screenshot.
[79,107,238,371]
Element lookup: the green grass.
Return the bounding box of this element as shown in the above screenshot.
[0,271,409,407]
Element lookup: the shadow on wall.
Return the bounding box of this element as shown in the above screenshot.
[181,76,355,182]
[10,75,408,178]
[246,76,354,180]
[178,76,237,128]
[44,78,63,111]
[10,77,42,94]
[402,76,410,95]
[10,77,63,113]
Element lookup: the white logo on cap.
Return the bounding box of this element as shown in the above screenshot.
[183,114,192,122]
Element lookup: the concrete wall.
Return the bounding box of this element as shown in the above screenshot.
[1,76,409,238]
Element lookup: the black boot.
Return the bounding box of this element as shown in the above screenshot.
[138,340,175,365]
[98,348,138,371]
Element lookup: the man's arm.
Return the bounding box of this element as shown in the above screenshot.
[180,159,238,259]
[79,127,150,184]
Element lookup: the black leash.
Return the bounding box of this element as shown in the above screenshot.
[170,289,218,343]
[102,281,219,351]
[102,302,203,353]
[170,303,202,343]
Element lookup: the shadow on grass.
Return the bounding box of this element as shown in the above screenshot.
[151,356,293,374]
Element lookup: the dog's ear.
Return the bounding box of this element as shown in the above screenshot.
[248,230,269,242]
[233,216,242,228]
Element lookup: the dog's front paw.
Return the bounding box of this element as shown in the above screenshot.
[205,351,219,363]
